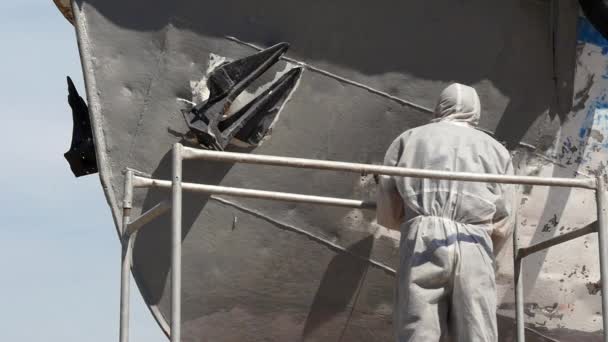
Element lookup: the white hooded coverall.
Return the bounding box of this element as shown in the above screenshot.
[378,83,516,342]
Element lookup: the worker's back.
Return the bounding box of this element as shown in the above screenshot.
[385,121,513,231]
[380,83,517,342]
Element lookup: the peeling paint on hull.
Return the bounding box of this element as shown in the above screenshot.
[62,0,608,339]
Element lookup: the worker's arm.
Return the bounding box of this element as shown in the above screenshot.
[377,175,405,231]
[491,159,518,254]
[491,214,513,254]
[376,136,406,231]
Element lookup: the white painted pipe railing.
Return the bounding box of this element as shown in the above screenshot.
[118,143,607,342]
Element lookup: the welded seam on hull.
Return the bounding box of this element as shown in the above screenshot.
[209,195,397,276]
[210,196,569,340]
[225,35,591,174]
[225,36,434,114]
[225,35,597,177]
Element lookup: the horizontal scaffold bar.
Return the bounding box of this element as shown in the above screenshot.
[181,146,596,189]
[132,176,375,209]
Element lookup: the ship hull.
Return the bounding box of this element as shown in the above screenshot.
[70,0,607,340]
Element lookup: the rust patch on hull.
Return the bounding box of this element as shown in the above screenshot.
[53,0,74,25]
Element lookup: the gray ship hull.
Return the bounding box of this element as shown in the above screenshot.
[63,0,608,340]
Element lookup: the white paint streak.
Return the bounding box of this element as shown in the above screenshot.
[190,54,227,105]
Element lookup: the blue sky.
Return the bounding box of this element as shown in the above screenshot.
[0,2,165,341]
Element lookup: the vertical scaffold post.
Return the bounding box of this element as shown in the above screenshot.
[171,144,183,342]
[119,170,134,342]
[513,221,525,342]
[595,176,608,342]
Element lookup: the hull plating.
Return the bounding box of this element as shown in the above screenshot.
[66,0,608,340]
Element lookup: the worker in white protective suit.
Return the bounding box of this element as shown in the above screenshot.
[377,83,517,342]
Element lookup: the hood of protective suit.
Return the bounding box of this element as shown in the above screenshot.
[432,83,480,126]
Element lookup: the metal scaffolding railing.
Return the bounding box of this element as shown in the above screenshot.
[119,143,608,342]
